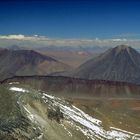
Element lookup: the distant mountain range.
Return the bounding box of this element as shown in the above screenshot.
[0,49,70,81]
[35,45,110,54]
[73,45,140,84]
[1,44,140,84]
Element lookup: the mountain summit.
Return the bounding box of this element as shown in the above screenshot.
[74,45,140,84]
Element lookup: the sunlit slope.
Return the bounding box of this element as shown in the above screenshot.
[0,82,140,140]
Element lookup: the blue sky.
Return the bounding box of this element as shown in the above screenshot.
[0,0,140,39]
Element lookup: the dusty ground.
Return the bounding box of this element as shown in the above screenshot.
[37,50,96,68]
[68,98,140,134]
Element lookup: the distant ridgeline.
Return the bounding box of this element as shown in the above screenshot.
[2,76,140,99]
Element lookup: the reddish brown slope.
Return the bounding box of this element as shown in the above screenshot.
[3,76,140,99]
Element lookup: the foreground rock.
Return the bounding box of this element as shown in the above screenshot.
[0,82,139,140]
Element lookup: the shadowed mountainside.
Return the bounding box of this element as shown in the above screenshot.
[0,49,70,81]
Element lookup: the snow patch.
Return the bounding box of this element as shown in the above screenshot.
[42,92,140,140]
[9,87,29,93]
[9,82,19,85]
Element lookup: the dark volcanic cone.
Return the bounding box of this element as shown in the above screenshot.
[74,45,140,84]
